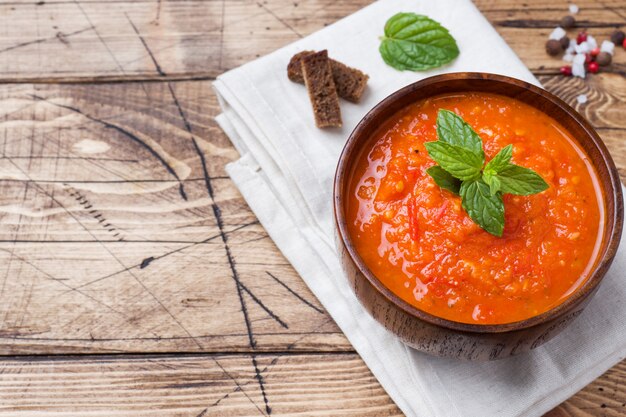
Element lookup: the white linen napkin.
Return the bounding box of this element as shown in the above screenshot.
[213,0,626,416]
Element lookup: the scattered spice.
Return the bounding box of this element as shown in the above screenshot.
[610,29,625,45]
[572,53,586,77]
[575,40,590,54]
[560,15,576,29]
[549,27,567,40]
[544,5,623,83]
[546,39,562,56]
[600,40,615,55]
[576,94,587,104]
[596,51,612,66]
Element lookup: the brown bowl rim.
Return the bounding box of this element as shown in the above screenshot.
[333,72,624,334]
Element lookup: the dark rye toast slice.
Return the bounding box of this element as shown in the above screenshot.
[288,51,369,103]
[301,50,342,128]
[287,51,313,84]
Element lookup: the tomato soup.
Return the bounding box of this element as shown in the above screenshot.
[346,92,604,324]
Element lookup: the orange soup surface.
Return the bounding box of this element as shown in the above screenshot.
[347,92,604,324]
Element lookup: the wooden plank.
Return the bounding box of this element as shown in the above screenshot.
[539,73,626,130]
[0,0,221,81]
[0,0,370,81]
[0,353,624,417]
[0,0,623,81]
[538,73,626,177]
[0,353,403,417]
[0,81,346,354]
[0,235,345,354]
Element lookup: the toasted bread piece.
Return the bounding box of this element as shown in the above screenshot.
[330,59,369,103]
[288,51,369,103]
[287,50,313,84]
[301,50,342,128]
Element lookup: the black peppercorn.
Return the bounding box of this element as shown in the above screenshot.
[610,30,625,45]
[596,51,612,66]
[560,15,576,29]
[545,39,562,56]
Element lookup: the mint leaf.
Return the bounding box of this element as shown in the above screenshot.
[426,166,461,194]
[422,110,548,237]
[484,144,513,175]
[379,13,460,71]
[486,175,501,195]
[483,145,512,194]
[496,165,549,195]
[437,109,483,156]
[460,179,505,237]
[425,141,483,181]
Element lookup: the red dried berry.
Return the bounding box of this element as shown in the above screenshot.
[576,31,588,44]
[590,47,601,57]
[584,53,593,64]
[560,65,573,76]
[623,38,626,49]
[588,61,599,73]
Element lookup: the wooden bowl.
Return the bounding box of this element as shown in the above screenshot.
[333,73,623,360]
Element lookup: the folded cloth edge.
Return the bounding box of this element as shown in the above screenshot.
[215,110,434,417]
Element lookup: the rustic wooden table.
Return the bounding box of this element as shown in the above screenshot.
[0,0,623,415]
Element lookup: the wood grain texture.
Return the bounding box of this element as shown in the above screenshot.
[0,0,623,416]
[0,82,346,354]
[0,354,624,417]
[0,0,622,82]
[0,354,403,416]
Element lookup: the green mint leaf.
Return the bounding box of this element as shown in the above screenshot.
[486,175,501,195]
[422,110,549,238]
[425,141,483,181]
[436,109,484,156]
[379,13,460,71]
[426,166,461,195]
[460,179,505,237]
[496,164,549,195]
[484,144,513,175]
